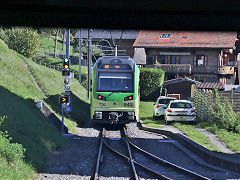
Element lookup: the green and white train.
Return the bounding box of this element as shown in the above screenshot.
[91,56,140,124]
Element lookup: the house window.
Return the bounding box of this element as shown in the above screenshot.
[194,55,207,66]
[152,55,166,64]
[160,34,171,38]
[167,56,180,64]
[157,55,166,64]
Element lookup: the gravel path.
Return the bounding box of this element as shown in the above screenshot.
[195,127,234,154]
[159,124,234,154]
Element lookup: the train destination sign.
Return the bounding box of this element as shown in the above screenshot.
[101,64,131,70]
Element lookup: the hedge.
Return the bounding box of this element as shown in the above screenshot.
[140,68,165,101]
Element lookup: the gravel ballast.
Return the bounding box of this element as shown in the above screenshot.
[36,122,240,179]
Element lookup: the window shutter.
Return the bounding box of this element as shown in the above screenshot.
[204,56,208,66]
[193,56,197,66]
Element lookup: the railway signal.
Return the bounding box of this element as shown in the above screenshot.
[62,58,70,76]
[60,95,69,104]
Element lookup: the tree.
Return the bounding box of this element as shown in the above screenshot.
[5,27,40,58]
[53,29,59,58]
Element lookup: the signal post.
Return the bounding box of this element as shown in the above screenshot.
[60,58,71,135]
[60,28,71,136]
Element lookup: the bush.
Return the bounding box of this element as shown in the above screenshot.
[5,27,40,58]
[0,116,25,162]
[140,68,165,101]
[209,89,240,133]
[0,28,8,42]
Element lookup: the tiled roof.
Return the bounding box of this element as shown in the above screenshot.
[196,82,225,90]
[133,31,237,48]
[163,78,199,86]
[74,29,139,40]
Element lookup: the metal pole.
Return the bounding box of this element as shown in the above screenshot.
[61,105,64,135]
[87,28,92,99]
[66,28,70,59]
[79,29,82,82]
[115,45,117,57]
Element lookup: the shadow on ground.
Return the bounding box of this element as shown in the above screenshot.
[0,86,68,172]
[44,92,90,127]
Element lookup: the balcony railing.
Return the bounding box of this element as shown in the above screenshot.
[145,64,191,74]
[146,64,235,75]
[192,66,235,74]
[191,66,218,74]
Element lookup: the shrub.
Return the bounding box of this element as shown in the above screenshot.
[0,28,8,42]
[5,27,40,58]
[140,68,165,101]
[209,89,240,133]
[0,116,25,162]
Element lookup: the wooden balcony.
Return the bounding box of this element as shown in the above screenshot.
[191,66,218,74]
[146,64,235,75]
[145,64,191,74]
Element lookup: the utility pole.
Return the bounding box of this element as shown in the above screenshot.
[87,28,92,99]
[66,29,70,59]
[79,29,82,82]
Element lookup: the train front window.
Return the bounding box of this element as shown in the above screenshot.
[98,72,133,92]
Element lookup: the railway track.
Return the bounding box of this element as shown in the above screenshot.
[93,126,211,180]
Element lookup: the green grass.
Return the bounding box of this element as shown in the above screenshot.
[23,54,90,128]
[0,39,70,177]
[172,123,221,152]
[39,36,78,56]
[198,122,240,153]
[139,101,164,128]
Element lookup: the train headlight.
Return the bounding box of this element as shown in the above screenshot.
[128,112,135,120]
[95,112,102,119]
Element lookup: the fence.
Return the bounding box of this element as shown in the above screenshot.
[37,49,100,66]
[32,59,62,72]
[32,58,87,88]
[193,89,240,121]
[218,91,240,113]
[193,89,213,121]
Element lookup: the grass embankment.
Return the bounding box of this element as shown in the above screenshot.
[39,36,77,56]
[22,55,90,129]
[0,39,69,178]
[139,101,227,152]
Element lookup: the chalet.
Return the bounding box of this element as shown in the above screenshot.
[74,29,139,58]
[133,31,237,84]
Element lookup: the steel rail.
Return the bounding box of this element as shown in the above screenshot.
[94,128,104,180]
[123,128,211,180]
[103,140,171,180]
[120,129,139,180]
